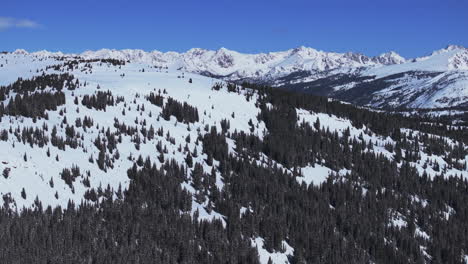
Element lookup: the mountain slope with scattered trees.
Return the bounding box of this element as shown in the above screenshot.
[0,52,467,263]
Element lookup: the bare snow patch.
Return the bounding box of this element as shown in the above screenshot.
[251,237,294,264]
[296,164,332,186]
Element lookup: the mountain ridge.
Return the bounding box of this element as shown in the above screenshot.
[12,44,467,68]
[11,44,468,81]
[6,45,468,109]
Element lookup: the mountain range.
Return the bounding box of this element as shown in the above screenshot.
[10,44,468,109]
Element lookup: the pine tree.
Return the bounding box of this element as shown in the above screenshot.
[2,168,9,179]
[21,188,26,199]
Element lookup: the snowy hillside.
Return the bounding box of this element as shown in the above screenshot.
[0,52,467,263]
[0,53,265,212]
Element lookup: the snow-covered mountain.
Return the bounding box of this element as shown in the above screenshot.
[11,46,409,81]
[0,50,466,210]
[0,50,467,263]
[74,46,409,79]
[14,44,467,109]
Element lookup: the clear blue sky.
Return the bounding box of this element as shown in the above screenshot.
[1,0,467,58]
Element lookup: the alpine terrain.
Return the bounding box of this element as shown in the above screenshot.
[0,49,467,264]
[28,44,468,110]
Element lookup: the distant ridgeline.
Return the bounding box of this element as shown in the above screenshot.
[0,55,467,264]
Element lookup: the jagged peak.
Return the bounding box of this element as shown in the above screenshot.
[429,44,467,57]
[379,51,402,57]
[186,47,208,55]
[31,50,65,57]
[290,46,319,55]
[373,51,406,64]
[214,47,241,56]
[12,49,29,55]
[445,44,466,51]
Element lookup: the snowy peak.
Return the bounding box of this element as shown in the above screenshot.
[420,45,468,70]
[372,51,406,65]
[446,46,468,70]
[185,47,209,56]
[289,46,320,56]
[343,52,371,64]
[212,47,238,68]
[437,44,466,53]
[12,49,29,55]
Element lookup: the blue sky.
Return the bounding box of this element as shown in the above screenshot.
[1,0,467,58]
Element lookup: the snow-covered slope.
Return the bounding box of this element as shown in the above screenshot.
[0,51,466,210]
[0,51,467,264]
[0,53,265,216]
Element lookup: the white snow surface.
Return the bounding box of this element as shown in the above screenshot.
[251,237,294,264]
